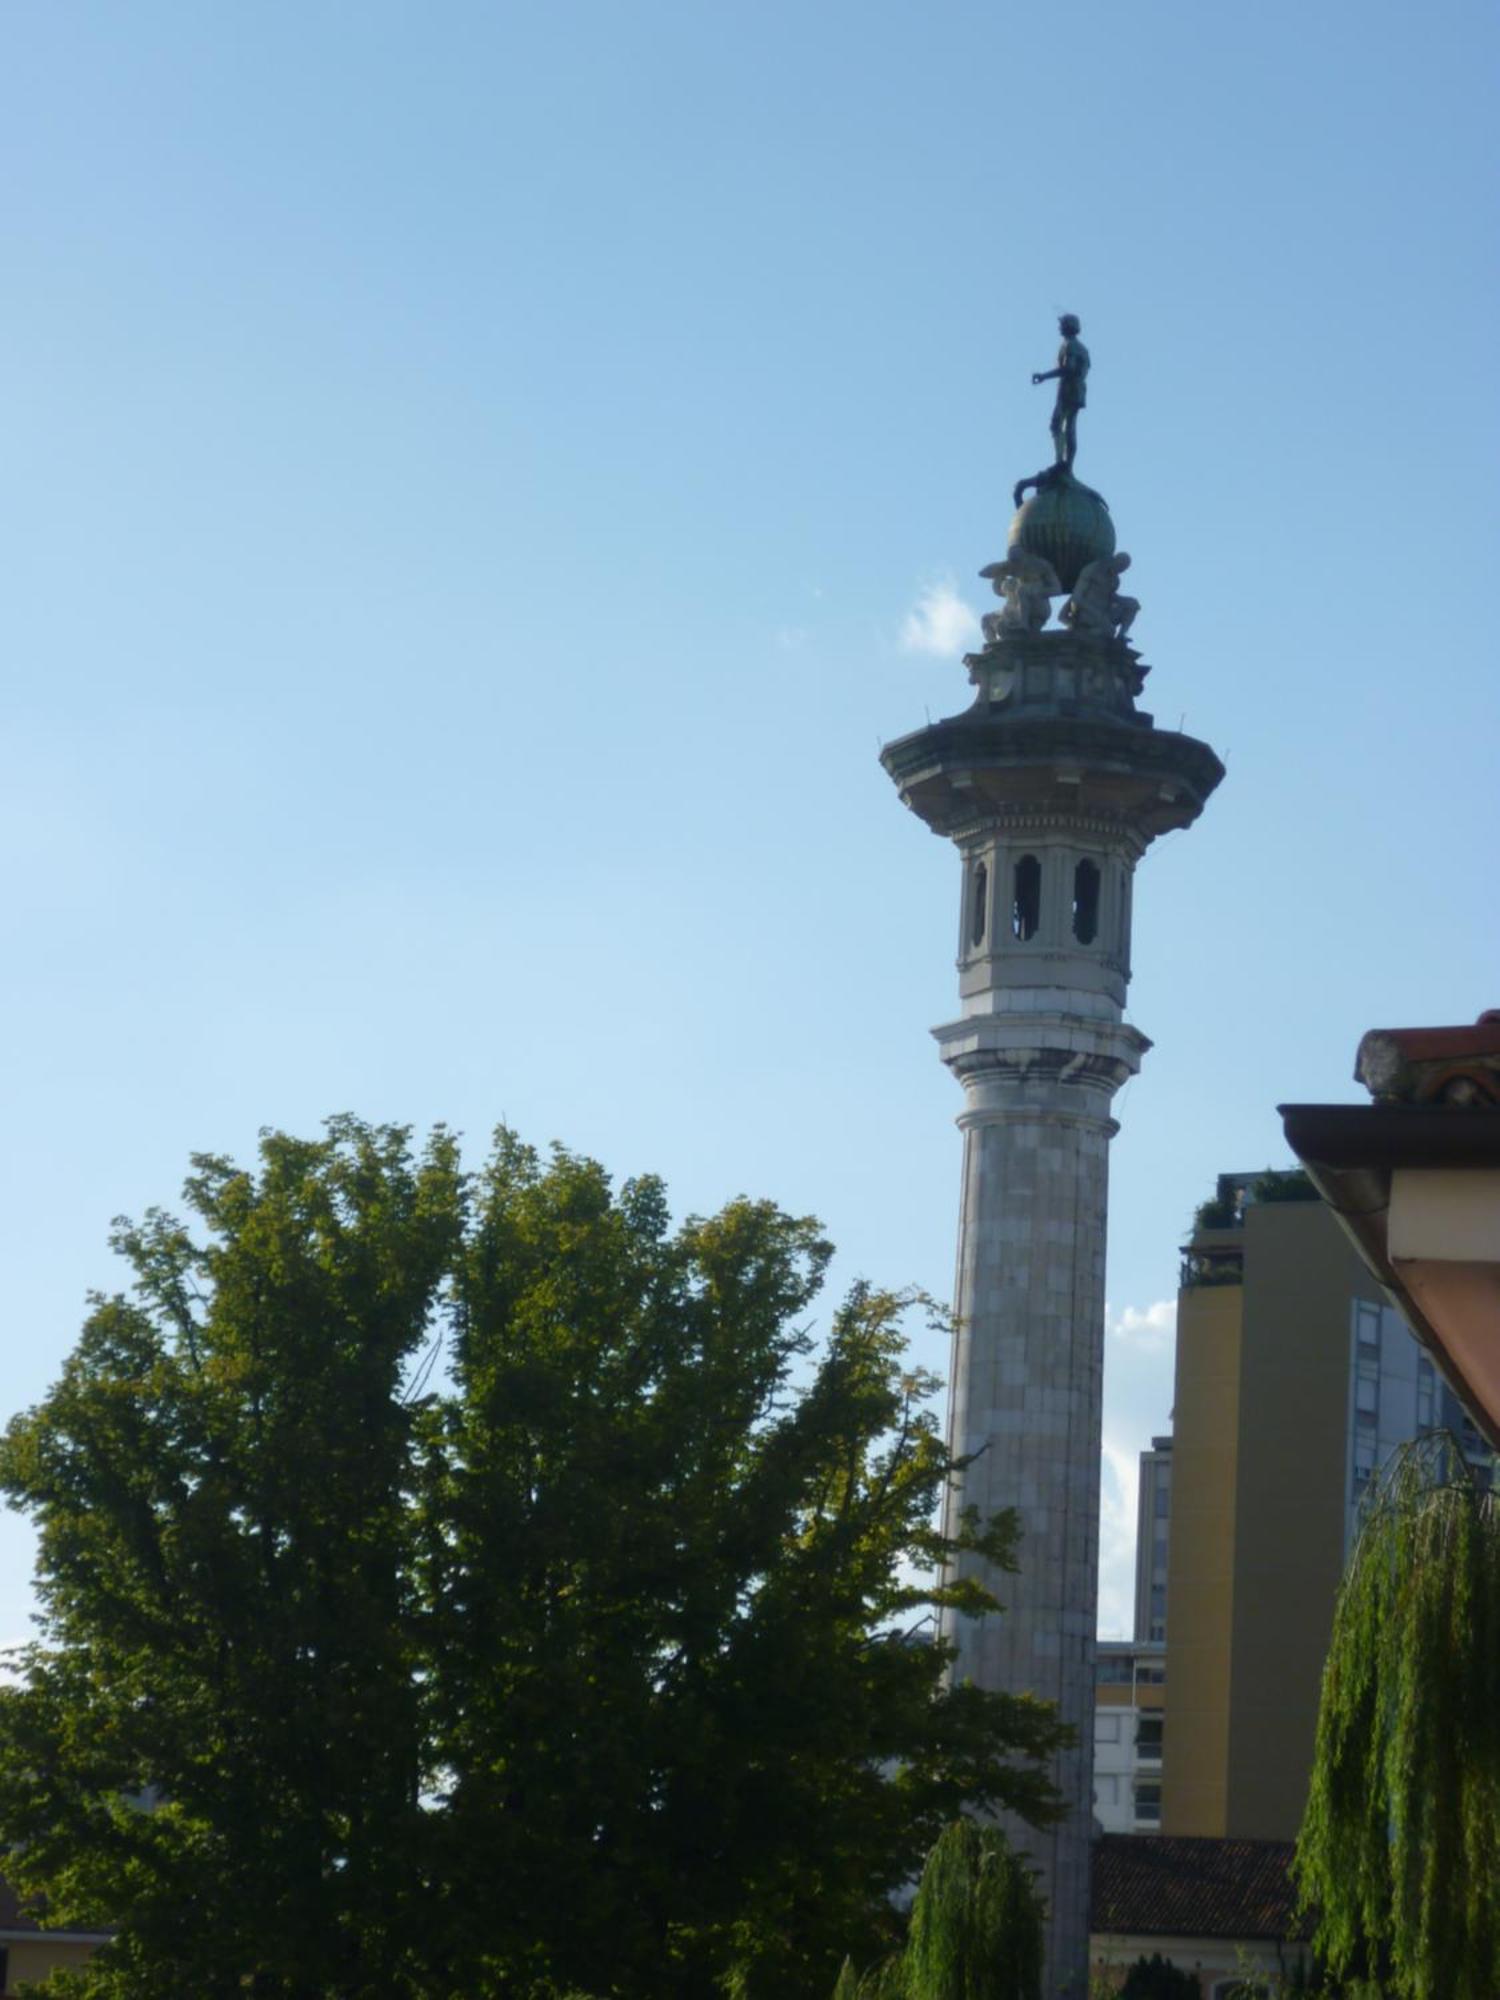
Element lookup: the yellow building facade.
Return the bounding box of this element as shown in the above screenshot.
[1161,1178,1488,1840]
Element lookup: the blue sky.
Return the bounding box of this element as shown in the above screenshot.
[0,1,1494,1639]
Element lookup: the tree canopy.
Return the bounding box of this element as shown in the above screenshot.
[0,1120,1065,1999]
[1294,1433,1500,2000]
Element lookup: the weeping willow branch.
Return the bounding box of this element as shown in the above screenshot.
[1294,1431,1500,1999]
[834,1819,1045,2000]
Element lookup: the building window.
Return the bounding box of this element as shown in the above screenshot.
[1071,859,1100,943]
[1095,1714,1121,1743]
[1356,1375,1379,1416]
[1133,1782,1161,1824]
[1136,1715,1164,1761]
[1353,1430,1377,1495]
[1096,1656,1133,1685]
[1355,1301,1381,1349]
[1417,1358,1435,1429]
[1095,1774,1120,1806]
[1011,855,1041,940]
[969,862,987,949]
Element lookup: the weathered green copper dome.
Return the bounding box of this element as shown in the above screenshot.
[1007,474,1115,593]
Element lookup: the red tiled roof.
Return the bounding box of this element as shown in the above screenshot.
[1357,1012,1500,1107]
[1091,1835,1310,1942]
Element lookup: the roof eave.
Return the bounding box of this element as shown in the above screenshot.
[1278,1104,1500,1451]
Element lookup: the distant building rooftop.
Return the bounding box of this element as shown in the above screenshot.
[1091,1834,1308,1943]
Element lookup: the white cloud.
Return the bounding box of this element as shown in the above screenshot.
[1107,1297,1176,1354]
[900,576,980,657]
[1097,1435,1141,1639]
[1097,1297,1178,1638]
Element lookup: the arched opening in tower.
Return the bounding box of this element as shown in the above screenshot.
[1012,855,1041,940]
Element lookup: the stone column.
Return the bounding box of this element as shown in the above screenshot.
[936,1022,1145,1995]
[881,573,1223,1999]
[880,616,1224,1992]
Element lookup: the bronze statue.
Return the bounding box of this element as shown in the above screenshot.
[1031,313,1089,470]
[1011,462,1109,512]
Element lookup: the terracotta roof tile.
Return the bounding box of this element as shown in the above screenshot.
[1091,1835,1310,1941]
[1357,1013,1500,1107]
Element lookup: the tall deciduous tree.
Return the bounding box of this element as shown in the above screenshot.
[0,1120,462,1999]
[1295,1435,1500,2000]
[0,1122,1065,1999]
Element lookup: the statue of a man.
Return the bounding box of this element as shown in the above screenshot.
[979,550,1062,639]
[1031,313,1090,469]
[1061,550,1138,641]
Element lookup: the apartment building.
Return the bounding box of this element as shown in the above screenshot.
[1093,1639,1166,1833]
[1160,1171,1488,1841]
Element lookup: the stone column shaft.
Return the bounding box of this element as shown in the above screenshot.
[936,1028,1141,1995]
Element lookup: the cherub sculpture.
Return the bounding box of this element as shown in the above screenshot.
[1060,550,1139,642]
[978,549,1062,641]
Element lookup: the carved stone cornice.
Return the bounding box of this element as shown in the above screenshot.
[964,628,1147,722]
[882,710,1224,847]
[949,810,1151,856]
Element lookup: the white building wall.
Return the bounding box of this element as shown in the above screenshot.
[1092,1707,1137,1833]
[1093,1642,1165,1833]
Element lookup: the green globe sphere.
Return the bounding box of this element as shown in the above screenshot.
[1008,476,1115,593]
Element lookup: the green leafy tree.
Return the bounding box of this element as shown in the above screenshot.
[1295,1434,1500,2000]
[0,1121,462,1998]
[1247,1168,1317,1204]
[0,1122,1066,2000]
